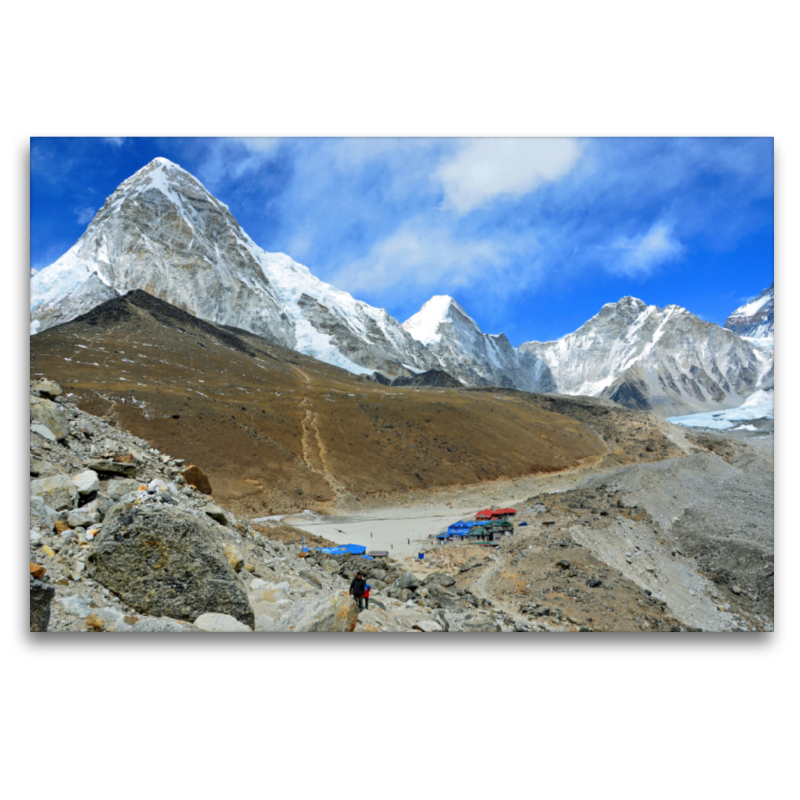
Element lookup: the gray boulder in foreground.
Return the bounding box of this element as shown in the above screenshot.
[30,474,78,511]
[194,613,252,632]
[276,592,359,632]
[87,503,254,626]
[30,576,55,632]
[30,495,56,532]
[30,395,69,441]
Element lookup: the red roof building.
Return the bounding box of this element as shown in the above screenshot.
[475,509,493,520]
[491,508,517,518]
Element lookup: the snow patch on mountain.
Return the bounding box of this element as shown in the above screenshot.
[666,389,774,430]
[725,283,773,341]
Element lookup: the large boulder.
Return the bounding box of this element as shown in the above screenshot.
[394,571,422,591]
[276,592,359,632]
[82,492,113,521]
[32,379,62,400]
[30,396,69,441]
[193,613,252,632]
[30,495,56,532]
[180,465,212,495]
[86,459,137,476]
[30,474,78,511]
[126,617,201,633]
[72,470,100,496]
[203,502,232,526]
[30,453,59,478]
[87,503,254,626]
[67,508,101,528]
[424,572,456,588]
[30,576,55,632]
[107,478,143,500]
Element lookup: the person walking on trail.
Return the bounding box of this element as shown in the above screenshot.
[350,571,367,612]
[363,582,371,611]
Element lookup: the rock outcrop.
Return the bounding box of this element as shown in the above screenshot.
[88,504,255,626]
[30,576,55,632]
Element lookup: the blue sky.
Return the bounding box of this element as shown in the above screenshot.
[30,136,774,344]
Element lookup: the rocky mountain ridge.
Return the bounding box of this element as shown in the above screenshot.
[30,158,439,378]
[31,157,773,413]
[725,282,774,340]
[403,294,773,415]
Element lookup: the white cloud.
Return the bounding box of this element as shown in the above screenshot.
[75,206,96,225]
[333,222,504,297]
[195,138,282,187]
[103,137,126,147]
[437,138,584,214]
[610,222,683,277]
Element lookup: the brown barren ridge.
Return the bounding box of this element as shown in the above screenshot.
[30,291,683,519]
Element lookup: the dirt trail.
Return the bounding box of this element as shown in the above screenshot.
[293,365,351,503]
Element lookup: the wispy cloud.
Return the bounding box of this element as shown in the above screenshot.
[437,138,584,213]
[190,137,283,189]
[609,222,684,277]
[75,206,96,226]
[103,137,127,147]
[333,221,505,297]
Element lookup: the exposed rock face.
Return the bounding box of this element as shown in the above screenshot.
[402,294,771,414]
[519,297,773,415]
[403,295,553,391]
[30,474,78,511]
[30,396,69,441]
[193,613,252,632]
[725,282,774,340]
[30,495,56,533]
[388,369,463,388]
[30,158,773,413]
[275,592,359,632]
[87,503,254,626]
[30,576,55,631]
[30,158,438,377]
[181,465,212,495]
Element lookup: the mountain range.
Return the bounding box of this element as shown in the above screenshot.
[30,158,773,416]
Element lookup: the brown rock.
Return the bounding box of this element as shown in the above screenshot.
[180,465,212,495]
[224,545,243,572]
[123,616,139,625]
[85,614,105,632]
[243,563,256,573]
[54,520,70,533]
[30,562,46,579]
[41,545,56,558]
[113,454,133,463]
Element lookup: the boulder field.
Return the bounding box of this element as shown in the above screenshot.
[29,378,510,633]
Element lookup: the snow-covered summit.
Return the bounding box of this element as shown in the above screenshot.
[519,296,772,414]
[30,159,774,414]
[725,282,774,341]
[30,158,438,376]
[403,295,472,346]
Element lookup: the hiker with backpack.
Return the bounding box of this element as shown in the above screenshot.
[349,571,367,612]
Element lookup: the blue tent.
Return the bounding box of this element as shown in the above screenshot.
[301,543,368,556]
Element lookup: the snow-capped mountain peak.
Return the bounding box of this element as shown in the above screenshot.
[30,158,439,377]
[402,295,473,346]
[725,282,774,341]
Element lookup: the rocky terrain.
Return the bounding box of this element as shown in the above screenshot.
[30,372,773,633]
[29,376,539,633]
